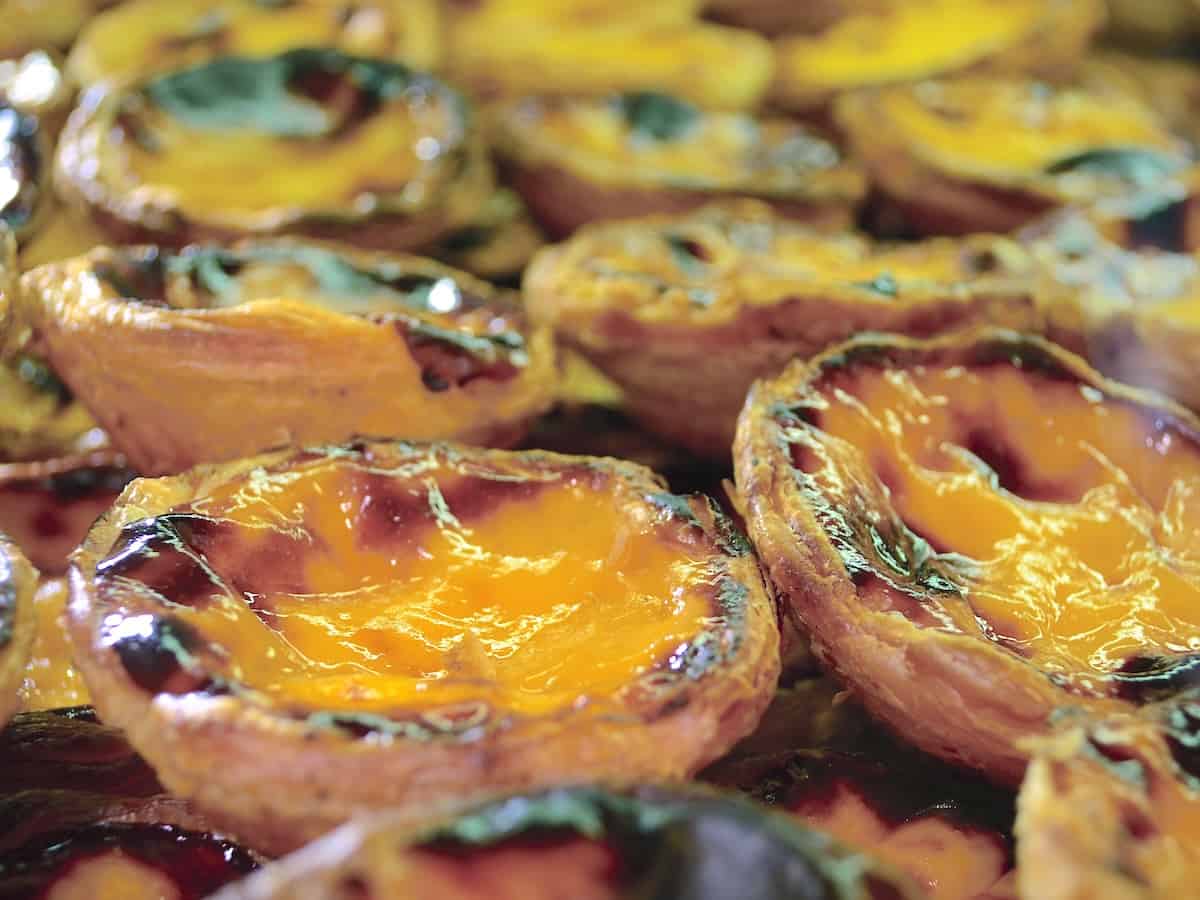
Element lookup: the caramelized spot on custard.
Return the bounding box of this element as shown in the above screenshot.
[794,349,1200,698]
[21,578,90,711]
[94,452,729,721]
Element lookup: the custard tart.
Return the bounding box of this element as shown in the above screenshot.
[18,242,555,474]
[525,202,1038,458]
[735,329,1200,782]
[67,441,779,852]
[0,709,257,897]
[1023,212,1200,415]
[494,93,865,238]
[68,0,442,87]
[1017,706,1200,899]
[210,785,919,900]
[835,76,1192,236]
[55,49,493,250]
[0,534,36,728]
[772,0,1104,112]
[446,10,773,111]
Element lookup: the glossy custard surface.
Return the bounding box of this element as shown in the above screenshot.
[795,353,1200,695]
[94,453,721,717]
[115,52,466,224]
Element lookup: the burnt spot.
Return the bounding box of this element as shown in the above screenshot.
[97,515,233,609]
[105,615,214,696]
[1126,197,1191,253]
[93,248,169,304]
[393,318,525,392]
[0,567,14,649]
[960,429,1062,502]
[1163,702,1200,789]
[286,56,381,135]
[0,823,257,898]
[1112,654,1200,704]
[966,338,1080,385]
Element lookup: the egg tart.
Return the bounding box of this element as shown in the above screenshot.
[0,709,258,897]
[1016,706,1200,899]
[1021,213,1200,415]
[772,0,1104,112]
[494,93,865,239]
[525,202,1038,458]
[18,242,555,474]
[210,784,920,900]
[446,11,773,111]
[735,329,1200,782]
[55,49,493,250]
[835,76,1192,237]
[67,441,779,852]
[67,0,442,88]
[0,534,36,728]
[0,454,132,573]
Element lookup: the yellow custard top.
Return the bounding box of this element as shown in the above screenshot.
[69,0,441,85]
[94,449,729,722]
[858,78,1187,196]
[21,577,90,711]
[776,0,1044,98]
[497,94,863,200]
[101,50,473,229]
[528,203,1027,326]
[793,343,1200,696]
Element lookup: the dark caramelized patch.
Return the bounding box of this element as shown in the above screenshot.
[398,317,526,391]
[1126,196,1191,252]
[1113,654,1200,704]
[0,823,257,900]
[94,247,169,303]
[103,614,214,696]
[1163,702,1200,790]
[97,515,235,608]
[959,429,1077,503]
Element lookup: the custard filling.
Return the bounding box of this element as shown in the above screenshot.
[95,454,722,718]
[116,52,465,223]
[802,357,1200,693]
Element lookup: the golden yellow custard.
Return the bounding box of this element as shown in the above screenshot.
[1017,708,1200,899]
[773,0,1102,110]
[495,93,864,236]
[447,12,773,111]
[735,330,1200,781]
[18,242,556,474]
[836,76,1192,235]
[68,442,778,852]
[16,204,107,270]
[525,201,1037,456]
[21,577,89,710]
[55,50,492,250]
[68,0,441,86]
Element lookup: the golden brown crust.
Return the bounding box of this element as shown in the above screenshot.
[18,242,556,474]
[0,533,37,729]
[734,329,1200,783]
[525,202,1039,458]
[67,442,780,854]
